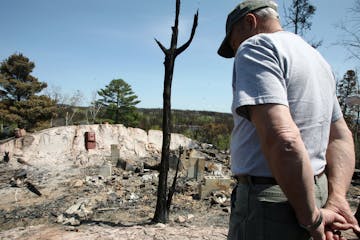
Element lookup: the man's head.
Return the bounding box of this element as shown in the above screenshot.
[218,0,281,58]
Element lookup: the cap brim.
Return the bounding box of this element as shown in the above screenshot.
[217,34,234,58]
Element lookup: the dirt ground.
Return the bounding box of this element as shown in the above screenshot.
[0,157,360,240]
[0,154,232,240]
[0,224,228,240]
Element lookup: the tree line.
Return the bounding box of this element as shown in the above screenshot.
[0,53,232,150]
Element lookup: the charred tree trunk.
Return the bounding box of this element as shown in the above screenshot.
[152,0,198,223]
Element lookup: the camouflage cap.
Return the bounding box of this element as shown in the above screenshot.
[217,0,278,58]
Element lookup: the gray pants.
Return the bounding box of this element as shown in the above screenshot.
[228,174,328,240]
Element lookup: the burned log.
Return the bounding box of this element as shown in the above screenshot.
[25,181,42,196]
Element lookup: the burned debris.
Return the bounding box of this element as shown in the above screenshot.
[9,169,42,197]
[3,151,9,163]
[0,141,233,231]
[0,125,359,239]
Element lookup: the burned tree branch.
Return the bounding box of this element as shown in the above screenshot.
[176,11,199,56]
[174,0,180,33]
[155,39,168,55]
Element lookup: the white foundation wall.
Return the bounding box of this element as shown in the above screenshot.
[0,124,198,169]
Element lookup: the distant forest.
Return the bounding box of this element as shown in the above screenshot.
[138,108,233,150]
[1,106,233,151]
[52,107,233,151]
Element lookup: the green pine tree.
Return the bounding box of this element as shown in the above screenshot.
[337,70,358,130]
[97,79,140,127]
[284,0,322,47]
[337,70,360,166]
[0,53,56,132]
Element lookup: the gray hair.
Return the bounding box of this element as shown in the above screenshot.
[253,6,279,20]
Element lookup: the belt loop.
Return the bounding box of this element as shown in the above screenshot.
[314,171,324,184]
[314,174,322,184]
[314,175,318,184]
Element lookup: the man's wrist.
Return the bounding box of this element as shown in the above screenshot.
[299,210,323,232]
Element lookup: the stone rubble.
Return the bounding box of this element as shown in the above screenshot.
[1,124,358,239]
[0,125,236,239]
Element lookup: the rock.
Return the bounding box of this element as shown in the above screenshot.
[175,215,187,223]
[107,192,118,203]
[57,214,81,226]
[56,214,64,223]
[72,179,84,188]
[99,162,112,178]
[211,192,227,205]
[85,176,103,186]
[188,149,206,160]
[65,199,93,219]
[128,193,139,202]
[141,173,157,182]
[141,174,152,182]
[205,163,223,176]
[14,169,27,180]
[199,176,232,199]
[122,172,131,180]
[9,178,22,187]
[125,163,136,172]
[154,223,166,228]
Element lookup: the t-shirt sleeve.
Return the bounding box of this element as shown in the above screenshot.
[331,96,343,122]
[233,36,288,120]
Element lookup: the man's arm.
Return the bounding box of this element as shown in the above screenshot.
[248,103,327,239]
[325,118,358,226]
[248,104,321,223]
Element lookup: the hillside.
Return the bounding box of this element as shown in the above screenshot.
[138,109,233,150]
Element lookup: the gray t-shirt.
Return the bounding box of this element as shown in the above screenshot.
[231,31,342,177]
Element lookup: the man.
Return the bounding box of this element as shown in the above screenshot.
[217,0,360,239]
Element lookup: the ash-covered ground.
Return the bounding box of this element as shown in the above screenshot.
[0,145,359,239]
[0,146,234,239]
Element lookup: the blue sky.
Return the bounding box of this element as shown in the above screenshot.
[1,0,359,113]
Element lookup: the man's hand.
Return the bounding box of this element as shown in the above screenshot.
[309,208,353,240]
[307,210,326,240]
[325,118,358,238]
[325,194,360,236]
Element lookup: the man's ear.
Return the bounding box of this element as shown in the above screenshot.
[244,13,258,32]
